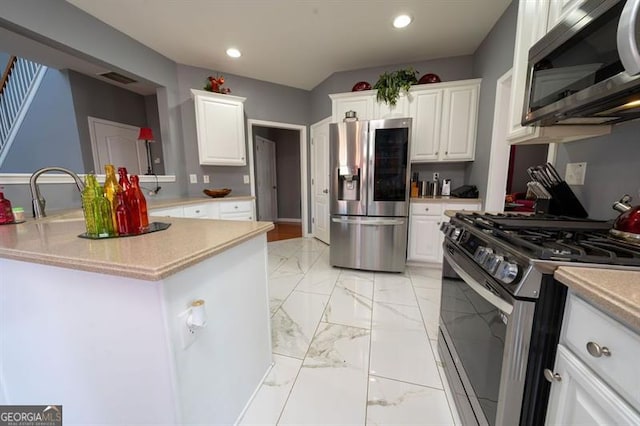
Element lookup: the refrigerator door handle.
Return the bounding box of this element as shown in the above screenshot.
[331,217,406,226]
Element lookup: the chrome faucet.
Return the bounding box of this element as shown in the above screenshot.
[30,167,85,219]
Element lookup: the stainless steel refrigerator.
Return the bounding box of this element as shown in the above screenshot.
[329,117,412,273]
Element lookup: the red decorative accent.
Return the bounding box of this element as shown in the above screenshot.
[137,127,154,141]
[352,81,372,92]
[418,73,441,84]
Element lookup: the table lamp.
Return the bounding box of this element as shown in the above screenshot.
[138,127,155,175]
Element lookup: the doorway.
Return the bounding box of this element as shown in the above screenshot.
[88,117,147,174]
[247,119,308,238]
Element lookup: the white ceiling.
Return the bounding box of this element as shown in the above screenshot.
[66,0,511,90]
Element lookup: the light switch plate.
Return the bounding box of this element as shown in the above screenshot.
[203,175,210,184]
[565,162,587,185]
[189,174,197,184]
[243,175,250,184]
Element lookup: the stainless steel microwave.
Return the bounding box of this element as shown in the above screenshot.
[523,0,640,126]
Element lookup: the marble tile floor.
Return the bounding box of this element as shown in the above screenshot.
[240,237,461,425]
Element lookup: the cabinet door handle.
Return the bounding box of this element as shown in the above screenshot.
[586,341,611,358]
[425,207,429,211]
[543,369,562,383]
[323,189,328,194]
[445,151,448,155]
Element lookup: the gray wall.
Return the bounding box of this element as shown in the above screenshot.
[67,70,159,172]
[410,163,468,194]
[176,64,310,198]
[509,144,548,194]
[0,0,186,212]
[144,94,165,175]
[0,68,83,173]
[555,120,640,220]
[467,0,518,199]
[309,56,475,124]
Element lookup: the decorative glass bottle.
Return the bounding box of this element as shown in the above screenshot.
[115,191,133,235]
[81,174,98,236]
[103,164,122,230]
[93,184,115,237]
[129,175,149,232]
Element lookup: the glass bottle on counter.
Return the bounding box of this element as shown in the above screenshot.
[81,174,98,236]
[103,164,122,230]
[115,191,133,235]
[128,175,149,232]
[93,184,115,237]
[118,167,131,193]
[0,191,15,224]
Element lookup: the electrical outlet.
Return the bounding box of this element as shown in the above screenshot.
[178,310,198,349]
[243,175,250,184]
[203,175,210,184]
[565,162,587,185]
[189,174,197,184]
[433,172,439,181]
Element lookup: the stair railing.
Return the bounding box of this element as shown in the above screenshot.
[0,56,46,167]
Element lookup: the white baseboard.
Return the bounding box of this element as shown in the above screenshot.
[276,218,301,223]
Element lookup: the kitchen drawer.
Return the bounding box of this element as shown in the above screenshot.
[219,201,252,214]
[149,206,184,218]
[183,204,210,219]
[219,211,253,221]
[410,202,443,217]
[444,202,481,212]
[561,293,640,410]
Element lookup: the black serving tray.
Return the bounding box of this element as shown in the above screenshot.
[78,221,171,239]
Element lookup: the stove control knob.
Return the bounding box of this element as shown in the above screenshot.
[440,222,449,233]
[496,261,519,284]
[475,247,491,264]
[450,227,462,241]
[474,246,486,262]
[481,249,494,268]
[486,255,503,275]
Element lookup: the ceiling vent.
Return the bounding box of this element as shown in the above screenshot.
[98,71,137,84]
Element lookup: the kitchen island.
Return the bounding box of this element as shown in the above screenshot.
[0,215,274,425]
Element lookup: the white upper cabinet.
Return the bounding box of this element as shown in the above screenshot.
[507,0,551,143]
[410,89,442,161]
[547,0,587,31]
[373,93,410,119]
[330,78,480,163]
[440,83,479,161]
[191,89,247,166]
[507,0,610,144]
[330,91,375,122]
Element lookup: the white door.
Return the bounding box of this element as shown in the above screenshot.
[88,117,146,174]
[311,117,331,244]
[255,136,277,221]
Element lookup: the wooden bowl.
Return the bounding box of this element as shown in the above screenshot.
[203,188,232,198]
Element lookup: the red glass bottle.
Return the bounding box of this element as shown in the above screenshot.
[129,175,149,232]
[118,167,131,193]
[115,191,133,235]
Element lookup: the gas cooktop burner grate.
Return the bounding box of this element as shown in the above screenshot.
[454,212,640,266]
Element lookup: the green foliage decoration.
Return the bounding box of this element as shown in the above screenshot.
[373,67,419,106]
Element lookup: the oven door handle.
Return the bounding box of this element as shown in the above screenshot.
[618,0,640,75]
[443,250,514,315]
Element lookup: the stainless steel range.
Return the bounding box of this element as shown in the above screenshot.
[438,212,640,426]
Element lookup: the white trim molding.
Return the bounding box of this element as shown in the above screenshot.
[0,173,176,185]
[276,218,302,223]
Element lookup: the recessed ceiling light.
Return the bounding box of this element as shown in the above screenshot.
[226,48,241,58]
[393,14,412,29]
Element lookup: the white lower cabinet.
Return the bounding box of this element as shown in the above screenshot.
[408,203,444,263]
[407,200,481,263]
[150,200,254,221]
[546,346,640,425]
[545,293,640,425]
